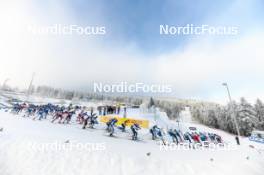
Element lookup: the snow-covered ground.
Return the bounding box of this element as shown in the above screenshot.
[0,93,264,175]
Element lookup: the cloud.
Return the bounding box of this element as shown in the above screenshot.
[0,0,149,88]
[152,33,264,103]
[0,0,263,104]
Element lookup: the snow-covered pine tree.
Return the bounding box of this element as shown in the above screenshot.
[236,97,258,136]
[254,99,264,130]
[148,97,155,109]
[207,109,217,127]
[224,102,237,134]
[217,106,229,131]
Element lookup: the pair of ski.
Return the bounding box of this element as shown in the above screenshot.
[104,132,144,142]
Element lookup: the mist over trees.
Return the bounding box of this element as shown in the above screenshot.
[155,100,185,119]
[146,97,186,119]
[32,85,143,105]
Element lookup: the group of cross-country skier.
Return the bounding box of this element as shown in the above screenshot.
[9,102,223,145]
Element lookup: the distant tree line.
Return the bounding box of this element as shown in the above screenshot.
[32,85,143,105]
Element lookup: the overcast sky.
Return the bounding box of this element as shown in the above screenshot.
[0,0,264,104]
